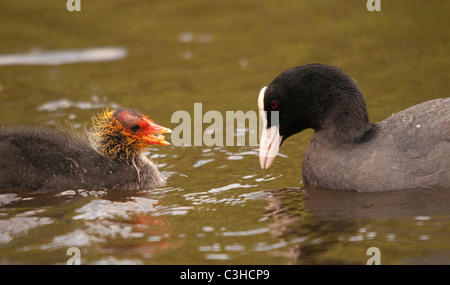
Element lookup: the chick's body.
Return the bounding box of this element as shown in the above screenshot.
[0,108,170,191]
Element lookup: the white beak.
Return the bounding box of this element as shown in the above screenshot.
[258,86,283,169]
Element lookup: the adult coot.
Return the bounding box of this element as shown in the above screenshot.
[258,64,449,192]
[0,108,171,191]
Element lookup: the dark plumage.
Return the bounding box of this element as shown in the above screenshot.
[0,108,171,191]
[259,64,450,192]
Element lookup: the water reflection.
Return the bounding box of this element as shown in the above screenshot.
[302,186,450,220]
[37,95,120,112]
[2,182,450,264]
[178,32,214,44]
[69,191,186,261]
[35,95,121,128]
[261,187,450,264]
[0,47,127,66]
[0,216,53,245]
[0,189,187,264]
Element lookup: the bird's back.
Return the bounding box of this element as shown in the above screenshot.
[0,127,164,191]
[303,98,450,192]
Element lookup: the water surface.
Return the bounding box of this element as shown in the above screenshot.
[0,0,449,265]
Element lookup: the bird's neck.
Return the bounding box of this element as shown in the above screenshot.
[91,111,140,162]
[315,90,374,144]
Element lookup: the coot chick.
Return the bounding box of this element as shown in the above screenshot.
[259,64,450,192]
[0,108,172,191]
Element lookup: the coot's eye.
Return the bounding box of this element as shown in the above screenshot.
[130,124,140,132]
[270,100,279,109]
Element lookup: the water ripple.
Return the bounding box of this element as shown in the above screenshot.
[0,47,127,66]
[37,95,120,112]
[208,183,256,193]
[73,197,160,221]
[221,227,269,237]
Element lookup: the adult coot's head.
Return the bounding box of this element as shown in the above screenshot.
[259,64,373,169]
[92,108,172,161]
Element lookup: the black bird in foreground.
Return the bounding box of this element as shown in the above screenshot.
[259,64,449,192]
[0,108,171,191]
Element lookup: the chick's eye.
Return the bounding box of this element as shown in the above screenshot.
[270,100,279,109]
[130,124,140,132]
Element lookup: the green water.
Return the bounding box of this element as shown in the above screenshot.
[0,0,449,265]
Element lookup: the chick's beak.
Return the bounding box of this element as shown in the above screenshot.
[142,117,172,146]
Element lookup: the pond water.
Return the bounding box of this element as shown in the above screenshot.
[0,0,449,265]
